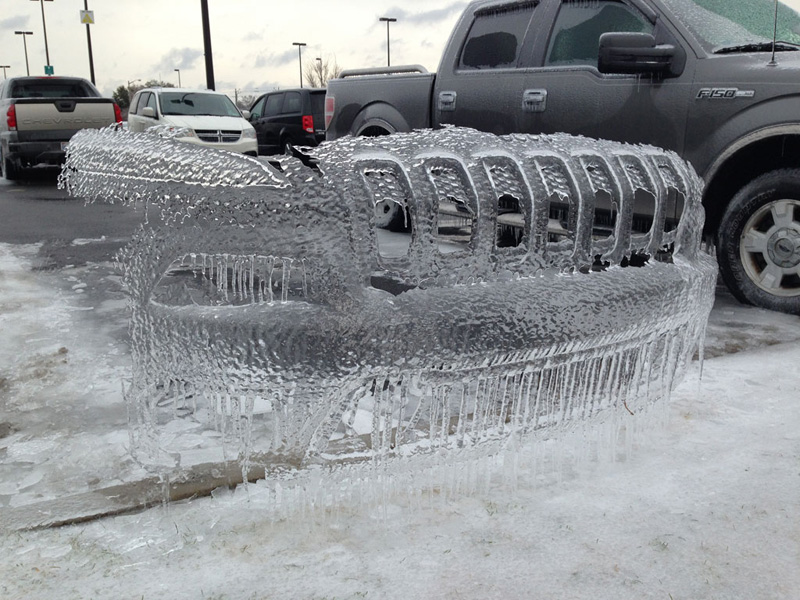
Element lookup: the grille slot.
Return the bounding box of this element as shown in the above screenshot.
[195,129,241,143]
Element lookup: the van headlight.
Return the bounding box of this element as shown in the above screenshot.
[242,127,257,139]
[170,126,195,138]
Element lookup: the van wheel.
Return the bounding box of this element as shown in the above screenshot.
[717,169,800,314]
[281,138,294,155]
[1,149,19,181]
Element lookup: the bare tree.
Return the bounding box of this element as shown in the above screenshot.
[235,93,258,111]
[304,56,343,88]
[139,79,176,92]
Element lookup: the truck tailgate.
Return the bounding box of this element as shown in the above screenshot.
[13,98,116,137]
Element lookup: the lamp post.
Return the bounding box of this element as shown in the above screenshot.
[293,42,306,88]
[82,0,95,84]
[200,0,215,90]
[379,17,397,67]
[15,32,33,76]
[174,69,181,87]
[31,0,54,73]
[0,66,10,80]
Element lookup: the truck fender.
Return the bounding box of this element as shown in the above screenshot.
[697,97,800,183]
[703,122,800,186]
[691,97,800,233]
[350,102,411,137]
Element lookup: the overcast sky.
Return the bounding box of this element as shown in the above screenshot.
[0,0,469,99]
[2,0,800,102]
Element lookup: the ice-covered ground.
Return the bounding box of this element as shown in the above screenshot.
[1,241,799,599]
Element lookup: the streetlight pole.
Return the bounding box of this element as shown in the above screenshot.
[379,17,397,67]
[15,32,33,76]
[0,66,10,80]
[200,0,215,90]
[31,0,54,73]
[82,0,95,84]
[293,42,306,88]
[174,69,181,87]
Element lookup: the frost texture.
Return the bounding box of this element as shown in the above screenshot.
[60,126,717,501]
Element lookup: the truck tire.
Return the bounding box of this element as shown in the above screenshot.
[717,169,800,314]
[354,127,410,231]
[373,198,410,231]
[1,149,20,181]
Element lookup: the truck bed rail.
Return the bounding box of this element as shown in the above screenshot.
[338,64,430,78]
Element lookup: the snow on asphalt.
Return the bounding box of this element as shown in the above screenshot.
[1,242,799,600]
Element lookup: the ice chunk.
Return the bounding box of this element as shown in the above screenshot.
[60,125,717,509]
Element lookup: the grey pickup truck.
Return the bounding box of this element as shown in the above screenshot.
[0,76,121,181]
[325,0,800,315]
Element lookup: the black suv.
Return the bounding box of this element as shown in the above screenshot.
[248,88,326,155]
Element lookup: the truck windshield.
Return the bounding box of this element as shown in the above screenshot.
[159,92,241,117]
[665,0,800,53]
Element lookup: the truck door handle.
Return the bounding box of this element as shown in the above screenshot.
[439,91,457,112]
[522,89,547,113]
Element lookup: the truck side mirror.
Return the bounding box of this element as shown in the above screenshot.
[598,32,677,76]
[142,106,156,119]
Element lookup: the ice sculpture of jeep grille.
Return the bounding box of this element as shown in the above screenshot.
[60,126,717,475]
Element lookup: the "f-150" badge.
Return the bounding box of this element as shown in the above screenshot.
[696,88,755,99]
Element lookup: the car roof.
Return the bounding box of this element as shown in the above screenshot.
[7,76,91,83]
[9,75,84,80]
[263,87,326,94]
[138,87,227,96]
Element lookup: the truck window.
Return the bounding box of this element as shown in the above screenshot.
[282,91,302,114]
[264,93,284,117]
[459,1,540,69]
[546,0,652,68]
[10,79,96,98]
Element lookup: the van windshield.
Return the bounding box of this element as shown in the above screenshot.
[665,0,800,53]
[159,92,241,117]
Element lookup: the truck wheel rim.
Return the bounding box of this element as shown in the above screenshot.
[739,198,800,297]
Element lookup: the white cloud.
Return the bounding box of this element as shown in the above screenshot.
[0,15,31,30]
[0,0,464,97]
[153,48,204,74]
